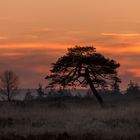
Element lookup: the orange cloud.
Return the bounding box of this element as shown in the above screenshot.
[0,43,71,50]
[0,36,8,40]
[96,45,140,54]
[101,33,140,37]
[0,52,24,56]
[36,28,53,32]
[127,69,140,77]
[33,66,49,74]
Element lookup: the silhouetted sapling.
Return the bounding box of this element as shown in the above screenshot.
[36,83,44,100]
[45,46,120,106]
[0,70,19,102]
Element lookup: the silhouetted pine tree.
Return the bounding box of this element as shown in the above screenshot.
[126,80,140,95]
[46,46,120,106]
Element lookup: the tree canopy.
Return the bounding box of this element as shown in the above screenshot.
[46,46,120,105]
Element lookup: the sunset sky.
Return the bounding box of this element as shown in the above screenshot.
[0,0,140,89]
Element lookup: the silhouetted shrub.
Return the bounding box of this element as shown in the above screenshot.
[24,90,34,101]
[85,90,93,98]
[47,88,72,99]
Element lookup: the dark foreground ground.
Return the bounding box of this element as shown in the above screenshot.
[0,95,140,140]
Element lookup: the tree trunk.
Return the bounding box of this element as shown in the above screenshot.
[85,68,104,106]
[7,85,11,102]
[7,92,11,102]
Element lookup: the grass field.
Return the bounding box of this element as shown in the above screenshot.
[0,95,140,140]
